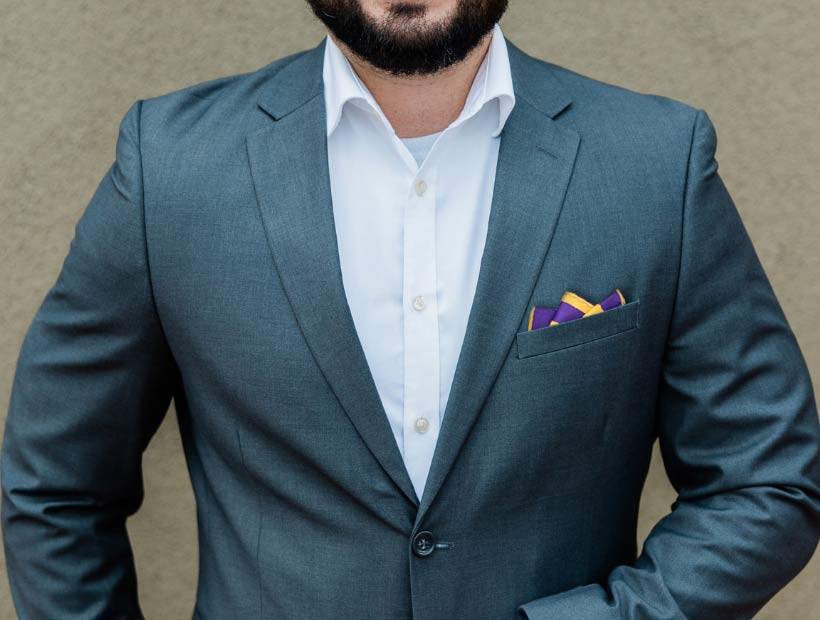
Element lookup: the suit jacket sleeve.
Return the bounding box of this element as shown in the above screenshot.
[1,100,179,619]
[517,109,820,619]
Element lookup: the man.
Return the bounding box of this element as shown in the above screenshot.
[2,0,819,618]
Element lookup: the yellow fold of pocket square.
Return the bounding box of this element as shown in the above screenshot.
[527,289,626,330]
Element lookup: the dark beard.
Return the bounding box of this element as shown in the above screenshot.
[304,0,509,76]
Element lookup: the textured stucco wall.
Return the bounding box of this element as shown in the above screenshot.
[1,1,818,618]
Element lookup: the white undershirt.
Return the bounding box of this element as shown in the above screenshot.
[400,130,444,168]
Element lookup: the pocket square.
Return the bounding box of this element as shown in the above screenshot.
[527,288,626,331]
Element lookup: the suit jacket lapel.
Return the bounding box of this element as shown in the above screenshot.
[246,38,420,510]
[245,36,581,525]
[414,39,581,526]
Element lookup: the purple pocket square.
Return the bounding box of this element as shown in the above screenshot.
[527,289,626,331]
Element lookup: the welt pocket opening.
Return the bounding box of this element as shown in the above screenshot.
[515,299,640,359]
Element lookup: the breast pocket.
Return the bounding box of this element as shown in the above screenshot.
[515,299,641,359]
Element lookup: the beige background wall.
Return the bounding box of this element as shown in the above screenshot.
[1,1,818,618]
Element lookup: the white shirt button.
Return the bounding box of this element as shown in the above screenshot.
[414,179,427,196]
[414,417,430,434]
[412,295,426,311]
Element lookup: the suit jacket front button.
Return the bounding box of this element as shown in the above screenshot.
[412,530,435,557]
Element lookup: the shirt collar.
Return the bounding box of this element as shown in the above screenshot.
[322,22,515,139]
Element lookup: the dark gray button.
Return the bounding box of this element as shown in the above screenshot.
[412,530,435,557]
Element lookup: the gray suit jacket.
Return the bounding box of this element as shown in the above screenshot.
[3,35,820,620]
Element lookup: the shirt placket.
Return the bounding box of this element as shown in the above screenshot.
[402,162,440,500]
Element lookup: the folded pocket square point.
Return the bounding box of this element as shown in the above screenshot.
[528,287,627,331]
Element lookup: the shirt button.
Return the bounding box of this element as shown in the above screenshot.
[414,179,427,196]
[414,417,429,434]
[412,295,426,311]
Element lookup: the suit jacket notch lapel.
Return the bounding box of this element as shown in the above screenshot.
[245,35,581,528]
[413,40,581,525]
[247,45,421,513]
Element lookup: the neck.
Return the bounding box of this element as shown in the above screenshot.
[329,31,493,139]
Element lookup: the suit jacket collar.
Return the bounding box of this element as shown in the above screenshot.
[248,33,579,529]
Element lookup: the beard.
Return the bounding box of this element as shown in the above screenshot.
[304,0,509,76]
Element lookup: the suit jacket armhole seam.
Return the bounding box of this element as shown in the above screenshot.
[653,107,703,441]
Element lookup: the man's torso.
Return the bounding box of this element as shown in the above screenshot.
[135,35,698,619]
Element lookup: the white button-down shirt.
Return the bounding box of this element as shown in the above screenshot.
[322,22,515,500]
